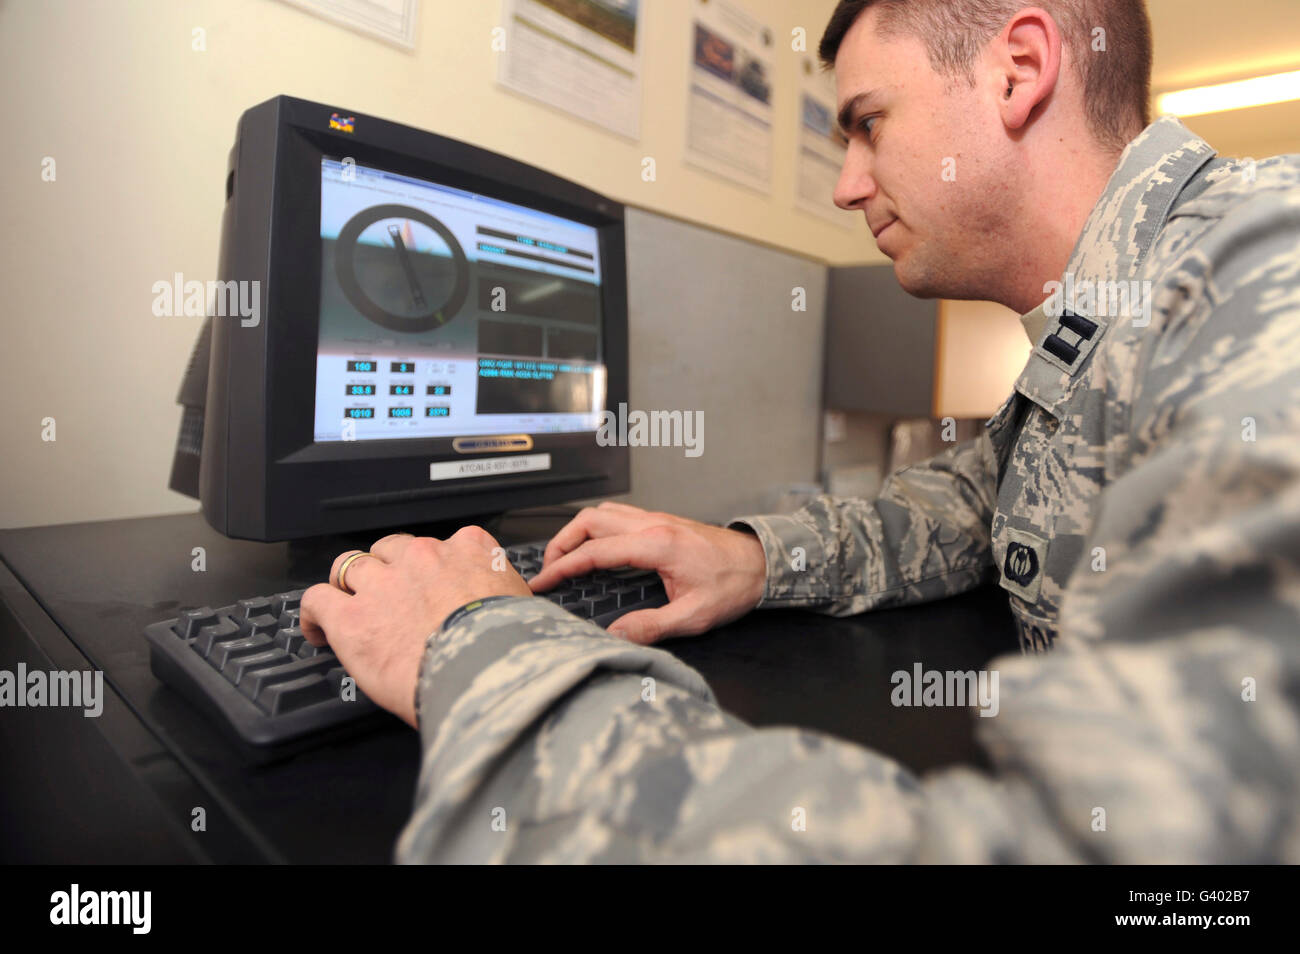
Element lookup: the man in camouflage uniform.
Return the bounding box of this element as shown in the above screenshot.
[300,0,1300,862]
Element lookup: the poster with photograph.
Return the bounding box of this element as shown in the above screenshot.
[683,0,775,193]
[277,0,420,50]
[498,0,643,140]
[795,54,853,228]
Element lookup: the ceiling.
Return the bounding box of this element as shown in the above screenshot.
[1146,0,1300,159]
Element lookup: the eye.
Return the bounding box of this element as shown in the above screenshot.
[857,115,879,140]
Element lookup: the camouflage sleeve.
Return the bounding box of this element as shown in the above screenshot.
[727,434,1000,616]
[392,595,1075,863]
[395,595,936,863]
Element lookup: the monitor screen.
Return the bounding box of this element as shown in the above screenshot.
[313,158,608,442]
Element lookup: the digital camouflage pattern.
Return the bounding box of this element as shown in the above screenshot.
[396,117,1300,863]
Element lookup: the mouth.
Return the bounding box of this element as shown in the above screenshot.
[870,218,896,239]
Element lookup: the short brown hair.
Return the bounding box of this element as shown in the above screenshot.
[819,0,1152,151]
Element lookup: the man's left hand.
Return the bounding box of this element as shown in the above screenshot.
[298,526,532,727]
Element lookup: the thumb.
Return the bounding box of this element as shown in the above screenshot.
[607,598,704,645]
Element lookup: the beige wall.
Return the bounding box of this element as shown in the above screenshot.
[0,0,868,530]
[934,299,1033,420]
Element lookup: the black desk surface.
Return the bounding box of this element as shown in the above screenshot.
[0,511,1019,864]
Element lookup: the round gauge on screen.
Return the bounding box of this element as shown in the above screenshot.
[334,203,469,333]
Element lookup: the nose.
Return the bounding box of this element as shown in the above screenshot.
[833,142,877,211]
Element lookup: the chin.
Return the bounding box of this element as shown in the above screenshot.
[890,257,925,296]
[890,249,948,300]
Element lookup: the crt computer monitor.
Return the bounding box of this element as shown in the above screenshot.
[170,95,630,541]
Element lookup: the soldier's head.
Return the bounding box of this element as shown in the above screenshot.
[821,0,1153,308]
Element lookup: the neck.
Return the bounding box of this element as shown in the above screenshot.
[999,140,1127,315]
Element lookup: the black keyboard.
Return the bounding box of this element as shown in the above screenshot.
[143,540,668,754]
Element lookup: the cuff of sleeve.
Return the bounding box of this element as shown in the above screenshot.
[412,593,717,753]
[413,595,601,737]
[412,594,520,727]
[727,513,836,607]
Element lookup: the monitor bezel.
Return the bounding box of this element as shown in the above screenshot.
[211,96,630,539]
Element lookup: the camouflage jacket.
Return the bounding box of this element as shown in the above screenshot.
[396,117,1300,863]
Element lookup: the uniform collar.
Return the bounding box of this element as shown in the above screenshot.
[1010,116,1218,417]
[1059,115,1216,295]
[1019,301,1051,346]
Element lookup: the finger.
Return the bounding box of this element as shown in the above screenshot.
[594,501,645,514]
[299,582,350,646]
[331,550,385,594]
[329,549,364,588]
[530,531,672,592]
[369,532,416,562]
[541,507,650,567]
[607,596,708,645]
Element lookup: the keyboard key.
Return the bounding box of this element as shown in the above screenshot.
[271,590,303,616]
[262,674,336,714]
[209,633,274,670]
[236,612,280,640]
[173,607,217,639]
[190,616,242,657]
[297,641,335,659]
[581,595,618,616]
[236,598,273,619]
[274,626,305,655]
[238,656,336,707]
[224,649,290,685]
[277,608,300,630]
[607,585,642,608]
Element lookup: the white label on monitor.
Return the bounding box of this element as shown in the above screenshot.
[429,453,551,482]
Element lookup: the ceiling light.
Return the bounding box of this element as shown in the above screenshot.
[1157,69,1300,117]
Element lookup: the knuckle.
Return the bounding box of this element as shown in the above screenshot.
[455,524,497,548]
[408,535,440,558]
[644,523,677,545]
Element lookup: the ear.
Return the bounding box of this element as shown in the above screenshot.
[991,7,1063,131]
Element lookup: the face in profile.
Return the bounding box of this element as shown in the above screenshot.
[831,7,1022,302]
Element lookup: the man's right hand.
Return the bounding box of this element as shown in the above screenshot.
[527,502,768,644]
